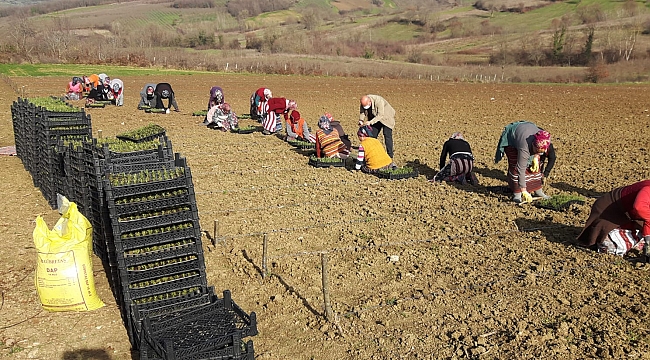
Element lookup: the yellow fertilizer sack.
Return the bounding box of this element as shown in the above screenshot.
[33,196,104,312]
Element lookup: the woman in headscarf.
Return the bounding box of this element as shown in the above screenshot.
[323,113,351,151]
[65,77,83,100]
[250,87,271,122]
[433,132,478,185]
[286,110,315,143]
[576,180,650,257]
[355,125,395,173]
[204,102,238,132]
[154,83,179,112]
[315,115,349,159]
[138,83,156,109]
[494,121,555,203]
[207,86,225,110]
[109,78,124,106]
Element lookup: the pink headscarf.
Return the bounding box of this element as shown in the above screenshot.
[287,100,297,111]
[533,130,551,153]
[450,132,464,140]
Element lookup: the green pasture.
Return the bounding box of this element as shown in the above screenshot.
[372,22,422,41]
[0,64,208,77]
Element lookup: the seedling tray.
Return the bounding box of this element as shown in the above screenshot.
[122,272,208,301]
[308,157,345,168]
[231,126,256,134]
[115,241,204,268]
[105,174,193,199]
[115,208,199,233]
[299,143,316,150]
[145,108,167,114]
[377,168,419,180]
[126,285,214,347]
[110,191,196,216]
[113,222,201,251]
[534,195,585,211]
[86,103,106,108]
[192,110,208,117]
[125,256,206,283]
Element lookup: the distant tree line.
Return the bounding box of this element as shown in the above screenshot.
[226,0,296,18]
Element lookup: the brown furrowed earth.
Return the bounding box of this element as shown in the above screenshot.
[1,73,650,360]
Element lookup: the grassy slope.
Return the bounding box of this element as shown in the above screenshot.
[0,0,645,69]
[0,64,207,77]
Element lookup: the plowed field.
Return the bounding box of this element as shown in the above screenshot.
[1,74,650,359]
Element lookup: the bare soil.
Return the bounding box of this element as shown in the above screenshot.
[1,74,650,359]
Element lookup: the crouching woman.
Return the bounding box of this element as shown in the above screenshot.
[575,180,650,257]
[355,126,394,173]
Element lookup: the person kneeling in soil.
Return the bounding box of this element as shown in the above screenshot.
[109,78,124,106]
[433,132,478,185]
[208,86,225,110]
[315,115,349,159]
[87,78,111,103]
[286,110,315,143]
[494,121,556,203]
[154,83,180,112]
[575,180,650,257]
[322,113,351,151]
[355,125,395,173]
[262,97,296,135]
[204,103,238,132]
[138,84,156,109]
[65,77,83,100]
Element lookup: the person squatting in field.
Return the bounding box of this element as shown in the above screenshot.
[138,84,156,109]
[87,76,111,103]
[322,113,352,151]
[355,125,395,173]
[285,110,315,143]
[433,132,478,185]
[359,94,396,159]
[154,83,180,112]
[494,121,556,203]
[87,74,100,90]
[575,180,650,257]
[208,86,225,110]
[315,115,349,159]
[65,77,83,100]
[203,102,238,132]
[109,78,124,106]
[262,97,296,135]
[250,87,271,122]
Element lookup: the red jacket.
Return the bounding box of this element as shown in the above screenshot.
[620,180,650,236]
[255,88,267,99]
[266,97,286,113]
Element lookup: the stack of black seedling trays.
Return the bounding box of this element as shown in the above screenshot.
[10,98,28,167]
[60,140,92,215]
[34,104,92,208]
[138,290,257,360]
[102,155,209,345]
[82,137,173,263]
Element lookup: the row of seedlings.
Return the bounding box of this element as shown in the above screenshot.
[10,97,92,208]
[101,125,257,359]
[284,137,346,168]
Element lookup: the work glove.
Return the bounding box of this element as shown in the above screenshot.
[521,190,533,203]
[529,155,540,173]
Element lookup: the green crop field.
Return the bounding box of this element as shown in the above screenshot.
[0,64,208,77]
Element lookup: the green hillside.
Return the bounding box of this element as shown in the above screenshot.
[0,0,647,82]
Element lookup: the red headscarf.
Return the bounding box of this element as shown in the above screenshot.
[533,130,551,153]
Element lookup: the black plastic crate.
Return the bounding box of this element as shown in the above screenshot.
[141,290,257,360]
[117,130,166,144]
[124,255,206,284]
[114,208,198,233]
[106,174,193,199]
[376,168,419,180]
[114,241,204,268]
[308,157,346,168]
[122,271,208,301]
[113,223,201,252]
[109,190,196,216]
